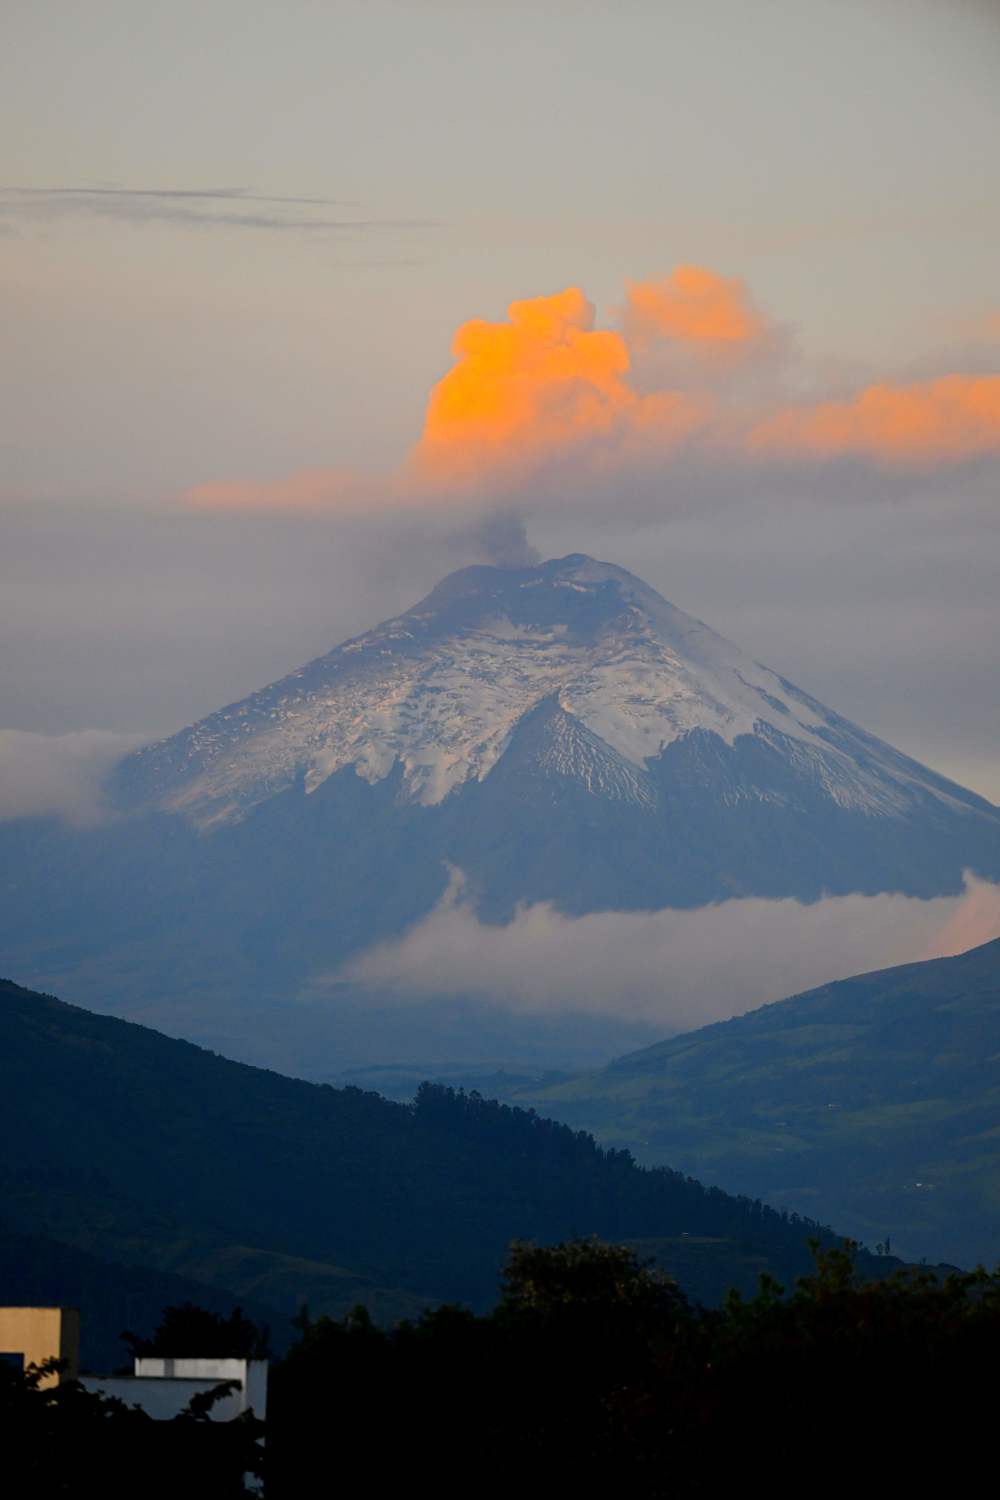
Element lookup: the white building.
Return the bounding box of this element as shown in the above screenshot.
[81,1356,268,1423]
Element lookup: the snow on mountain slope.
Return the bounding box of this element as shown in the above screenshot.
[7,552,1000,1076]
[120,554,994,831]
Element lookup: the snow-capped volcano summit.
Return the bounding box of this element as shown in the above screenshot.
[121,553,992,834]
[4,553,999,1075]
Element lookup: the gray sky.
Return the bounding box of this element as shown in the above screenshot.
[2,0,999,800]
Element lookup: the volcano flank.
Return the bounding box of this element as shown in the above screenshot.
[2,554,998,1070]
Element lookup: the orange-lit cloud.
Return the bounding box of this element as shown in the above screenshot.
[623,265,765,351]
[180,265,1000,521]
[413,287,634,485]
[184,468,380,515]
[412,283,717,488]
[750,374,1000,466]
[920,872,1000,960]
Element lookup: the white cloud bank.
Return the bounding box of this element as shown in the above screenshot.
[338,870,1000,1031]
[0,729,146,826]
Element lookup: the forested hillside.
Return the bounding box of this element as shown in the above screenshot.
[512,936,1000,1265]
[0,976,878,1358]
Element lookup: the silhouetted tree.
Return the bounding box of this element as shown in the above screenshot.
[0,1354,263,1497]
[123,1302,271,1361]
[267,1236,1000,1498]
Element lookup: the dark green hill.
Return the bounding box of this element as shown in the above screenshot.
[509,936,1000,1266]
[0,977,877,1329]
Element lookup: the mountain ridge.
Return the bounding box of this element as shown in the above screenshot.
[503,935,1000,1265]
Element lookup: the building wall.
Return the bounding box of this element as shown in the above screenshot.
[82,1358,268,1423]
[135,1357,268,1420]
[80,1373,227,1420]
[0,1306,80,1386]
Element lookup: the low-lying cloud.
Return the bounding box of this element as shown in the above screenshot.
[0,729,146,826]
[336,870,1000,1032]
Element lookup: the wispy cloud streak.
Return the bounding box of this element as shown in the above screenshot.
[0,185,438,234]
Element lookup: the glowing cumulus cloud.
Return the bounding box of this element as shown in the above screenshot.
[417,283,721,490]
[415,287,634,484]
[181,265,1000,517]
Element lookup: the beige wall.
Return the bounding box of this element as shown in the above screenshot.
[0,1307,80,1385]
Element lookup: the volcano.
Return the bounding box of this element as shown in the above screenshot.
[3,554,998,1070]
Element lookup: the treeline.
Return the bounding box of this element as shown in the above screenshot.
[410,1081,828,1249]
[270,1236,999,1495]
[7,1238,999,1497]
